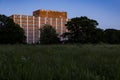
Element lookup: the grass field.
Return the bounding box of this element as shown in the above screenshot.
[0,44,120,80]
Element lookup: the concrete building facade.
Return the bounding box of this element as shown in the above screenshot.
[10,9,68,43]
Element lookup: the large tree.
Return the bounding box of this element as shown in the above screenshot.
[90,28,104,43]
[103,29,120,44]
[0,15,26,44]
[65,16,99,43]
[40,24,59,44]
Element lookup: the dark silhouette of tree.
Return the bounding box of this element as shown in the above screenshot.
[0,15,26,44]
[65,16,99,43]
[40,24,60,44]
[90,28,104,43]
[103,29,120,44]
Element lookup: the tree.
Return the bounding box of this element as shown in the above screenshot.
[0,15,26,44]
[90,28,104,43]
[40,24,59,44]
[103,29,120,44]
[65,16,99,43]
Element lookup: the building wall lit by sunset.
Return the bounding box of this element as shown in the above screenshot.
[10,9,68,43]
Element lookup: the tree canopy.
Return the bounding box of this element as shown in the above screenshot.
[40,24,60,44]
[65,16,99,43]
[103,29,120,44]
[0,15,26,44]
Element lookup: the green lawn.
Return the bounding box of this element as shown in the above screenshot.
[0,44,120,80]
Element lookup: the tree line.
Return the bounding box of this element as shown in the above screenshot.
[0,14,120,44]
[40,16,120,44]
[62,16,120,44]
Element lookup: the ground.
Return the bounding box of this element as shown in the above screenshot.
[0,44,120,80]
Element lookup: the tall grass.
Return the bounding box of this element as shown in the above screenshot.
[0,44,120,80]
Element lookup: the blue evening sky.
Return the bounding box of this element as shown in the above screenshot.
[0,0,120,29]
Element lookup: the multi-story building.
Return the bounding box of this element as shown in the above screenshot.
[10,9,68,43]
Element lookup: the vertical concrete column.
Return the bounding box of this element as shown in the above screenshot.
[50,18,52,25]
[45,17,47,24]
[38,17,41,43]
[33,16,35,43]
[61,18,63,34]
[56,18,58,30]
[27,16,29,43]
[20,15,22,27]
[38,17,41,39]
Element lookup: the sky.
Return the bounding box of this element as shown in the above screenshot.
[0,0,120,29]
